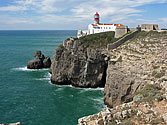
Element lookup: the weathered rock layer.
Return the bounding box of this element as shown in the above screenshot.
[50,37,109,87]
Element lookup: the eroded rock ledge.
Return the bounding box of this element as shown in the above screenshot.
[50,37,109,88]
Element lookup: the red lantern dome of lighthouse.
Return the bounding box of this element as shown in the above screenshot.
[94,12,99,24]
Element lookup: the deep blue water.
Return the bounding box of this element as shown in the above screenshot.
[0,30,104,125]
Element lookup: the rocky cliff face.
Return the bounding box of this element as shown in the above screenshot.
[104,63,142,108]
[104,31,167,108]
[50,37,109,87]
[78,31,167,124]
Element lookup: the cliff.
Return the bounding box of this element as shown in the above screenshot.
[50,30,167,124]
[78,31,167,124]
[50,31,117,87]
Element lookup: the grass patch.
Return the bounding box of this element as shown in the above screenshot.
[152,70,165,78]
[121,107,131,111]
[122,120,135,125]
[152,65,160,69]
[79,31,119,49]
[150,117,164,124]
[108,121,117,125]
[134,84,163,102]
[121,31,132,38]
[129,31,167,44]
[117,56,123,62]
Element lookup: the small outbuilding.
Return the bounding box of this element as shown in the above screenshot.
[141,24,159,31]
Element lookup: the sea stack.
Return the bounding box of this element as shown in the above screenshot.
[27,50,51,69]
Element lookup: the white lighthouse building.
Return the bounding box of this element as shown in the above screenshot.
[88,12,123,34]
[77,12,124,38]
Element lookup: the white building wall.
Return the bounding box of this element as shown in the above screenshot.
[77,30,88,38]
[88,24,117,35]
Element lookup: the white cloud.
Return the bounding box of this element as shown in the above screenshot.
[0,6,27,11]
[15,0,34,5]
[14,0,68,13]
[0,0,167,29]
[0,15,35,24]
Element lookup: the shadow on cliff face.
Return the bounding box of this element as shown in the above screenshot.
[99,64,108,88]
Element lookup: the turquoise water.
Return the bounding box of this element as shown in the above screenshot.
[0,30,104,125]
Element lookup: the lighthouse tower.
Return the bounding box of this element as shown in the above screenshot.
[94,12,99,24]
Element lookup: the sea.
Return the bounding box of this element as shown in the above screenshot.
[0,30,105,125]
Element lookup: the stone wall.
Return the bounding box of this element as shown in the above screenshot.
[107,30,140,50]
[129,28,137,32]
[115,26,128,38]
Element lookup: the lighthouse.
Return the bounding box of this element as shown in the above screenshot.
[94,12,99,24]
[77,12,124,38]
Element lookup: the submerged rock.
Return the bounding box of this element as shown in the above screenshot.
[50,37,108,88]
[27,50,51,69]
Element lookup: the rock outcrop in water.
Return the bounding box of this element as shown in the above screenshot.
[27,50,51,69]
[50,37,109,87]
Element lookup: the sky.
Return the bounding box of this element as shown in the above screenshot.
[0,0,167,30]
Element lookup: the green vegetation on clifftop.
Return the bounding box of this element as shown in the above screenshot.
[79,31,118,49]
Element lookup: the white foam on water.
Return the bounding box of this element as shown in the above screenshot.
[48,81,104,91]
[12,66,49,72]
[92,97,106,110]
[52,83,103,91]
[77,87,104,94]
[36,78,50,81]
[35,72,51,81]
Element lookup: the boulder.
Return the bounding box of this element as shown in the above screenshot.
[27,50,51,69]
[50,38,108,88]
[27,59,43,69]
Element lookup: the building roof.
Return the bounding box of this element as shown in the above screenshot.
[92,24,124,26]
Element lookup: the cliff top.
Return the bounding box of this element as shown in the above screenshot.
[79,31,119,49]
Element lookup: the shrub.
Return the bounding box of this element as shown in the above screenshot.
[134,84,163,102]
[152,70,165,78]
[154,93,163,101]
[133,94,144,101]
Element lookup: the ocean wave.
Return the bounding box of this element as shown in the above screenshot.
[73,86,104,91]
[36,78,50,81]
[92,97,106,110]
[35,72,51,81]
[92,97,104,103]
[53,84,104,91]
[12,66,49,72]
